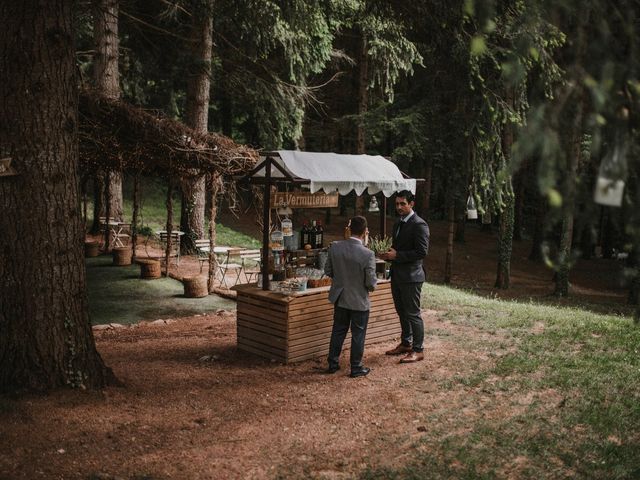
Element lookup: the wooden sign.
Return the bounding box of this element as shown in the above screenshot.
[270,191,339,209]
[0,157,17,177]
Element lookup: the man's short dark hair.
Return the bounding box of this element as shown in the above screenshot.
[350,216,367,236]
[396,190,415,203]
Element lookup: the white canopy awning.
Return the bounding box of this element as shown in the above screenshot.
[251,150,416,197]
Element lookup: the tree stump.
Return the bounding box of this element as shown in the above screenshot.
[137,258,161,279]
[113,247,132,266]
[84,241,100,257]
[183,276,208,298]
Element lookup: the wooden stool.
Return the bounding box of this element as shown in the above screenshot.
[137,258,161,279]
[113,247,132,266]
[84,241,100,257]
[183,276,208,298]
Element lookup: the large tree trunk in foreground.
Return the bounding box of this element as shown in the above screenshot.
[181,10,213,253]
[94,0,123,221]
[0,0,112,392]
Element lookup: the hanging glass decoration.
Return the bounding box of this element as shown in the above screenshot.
[281,215,293,237]
[466,195,478,220]
[368,196,380,212]
[594,130,627,207]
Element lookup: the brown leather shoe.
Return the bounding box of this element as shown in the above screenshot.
[385,343,413,356]
[399,351,424,363]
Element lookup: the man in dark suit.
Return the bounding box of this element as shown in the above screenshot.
[324,216,377,378]
[380,190,430,363]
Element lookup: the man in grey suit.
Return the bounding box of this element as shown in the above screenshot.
[380,190,429,363]
[324,216,377,378]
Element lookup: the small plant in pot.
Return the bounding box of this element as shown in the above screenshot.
[368,235,392,257]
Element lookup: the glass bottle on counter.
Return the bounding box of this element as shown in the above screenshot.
[315,221,324,248]
[301,222,311,249]
[310,220,318,249]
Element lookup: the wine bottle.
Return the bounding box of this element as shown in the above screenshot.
[316,221,324,248]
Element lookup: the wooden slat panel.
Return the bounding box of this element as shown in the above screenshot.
[288,313,400,339]
[287,329,400,361]
[237,295,288,313]
[237,303,287,326]
[237,317,287,336]
[289,305,398,325]
[287,293,395,316]
[237,340,286,362]
[237,313,287,333]
[237,334,287,356]
[237,325,287,348]
[288,320,401,353]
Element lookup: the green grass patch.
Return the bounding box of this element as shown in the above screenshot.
[86,176,260,248]
[362,283,640,479]
[86,256,235,325]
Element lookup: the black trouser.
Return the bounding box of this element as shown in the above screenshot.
[327,306,369,371]
[391,281,424,352]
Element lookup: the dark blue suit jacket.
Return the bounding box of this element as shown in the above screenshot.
[390,212,429,283]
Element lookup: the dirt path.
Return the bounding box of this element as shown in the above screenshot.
[0,309,519,480]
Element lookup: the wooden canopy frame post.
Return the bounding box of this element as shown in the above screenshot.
[132,171,140,259]
[104,170,112,252]
[260,158,272,291]
[164,177,174,277]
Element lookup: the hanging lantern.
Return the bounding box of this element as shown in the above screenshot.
[281,216,293,237]
[594,128,628,208]
[466,195,478,220]
[368,196,379,212]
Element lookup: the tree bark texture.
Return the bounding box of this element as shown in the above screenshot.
[444,203,455,284]
[181,12,213,253]
[207,174,222,293]
[495,184,515,289]
[554,98,584,297]
[354,32,368,216]
[495,88,516,289]
[93,0,123,221]
[529,194,545,261]
[0,0,111,391]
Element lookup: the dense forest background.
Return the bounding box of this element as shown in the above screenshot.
[77,0,640,298]
[1,0,639,391]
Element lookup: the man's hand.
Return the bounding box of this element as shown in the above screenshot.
[380,247,397,261]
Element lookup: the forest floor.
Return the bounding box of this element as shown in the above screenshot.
[0,212,633,479]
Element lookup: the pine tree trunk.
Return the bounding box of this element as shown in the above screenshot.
[554,99,584,297]
[181,11,213,253]
[495,88,516,289]
[0,0,112,392]
[529,194,545,261]
[495,184,515,289]
[416,158,432,219]
[513,171,525,241]
[444,203,455,284]
[354,32,368,216]
[93,0,123,221]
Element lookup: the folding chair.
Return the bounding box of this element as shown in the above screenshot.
[239,249,262,283]
[157,231,181,265]
[215,247,243,288]
[112,222,131,247]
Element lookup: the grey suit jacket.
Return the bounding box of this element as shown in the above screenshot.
[390,212,430,283]
[324,238,377,311]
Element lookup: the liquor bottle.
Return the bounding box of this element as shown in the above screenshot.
[315,221,324,248]
[301,222,310,249]
[310,220,318,249]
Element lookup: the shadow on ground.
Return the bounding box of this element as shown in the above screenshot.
[86,256,235,325]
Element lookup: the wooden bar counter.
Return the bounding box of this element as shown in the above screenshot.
[235,280,400,363]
